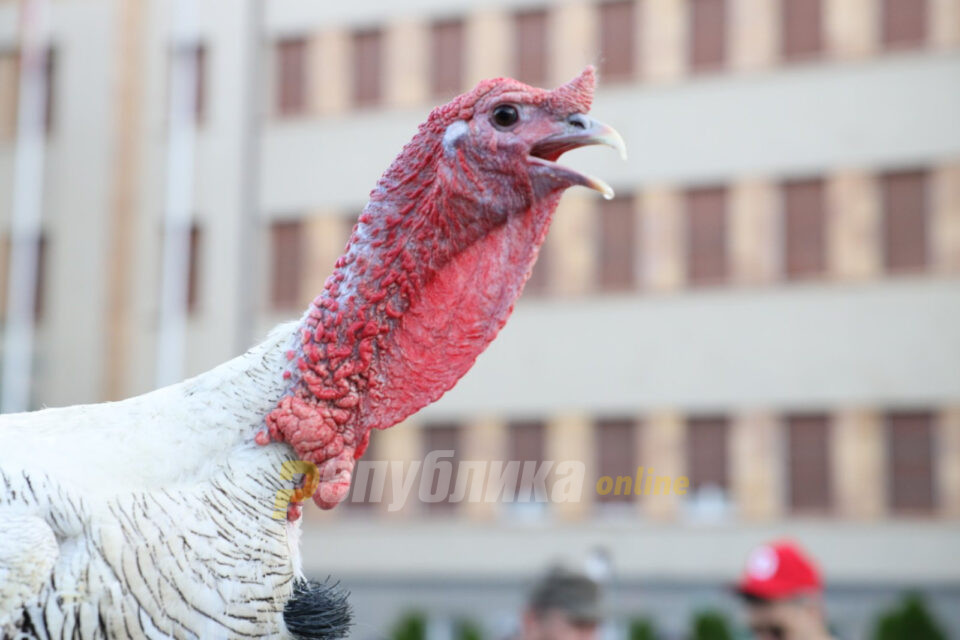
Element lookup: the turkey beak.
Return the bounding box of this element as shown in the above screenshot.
[528,114,627,200]
[560,114,628,161]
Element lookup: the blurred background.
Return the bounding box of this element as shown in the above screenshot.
[1,0,959,638]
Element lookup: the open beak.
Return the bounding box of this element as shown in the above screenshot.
[528,115,627,200]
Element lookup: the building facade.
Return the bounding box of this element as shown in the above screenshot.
[1,0,960,637]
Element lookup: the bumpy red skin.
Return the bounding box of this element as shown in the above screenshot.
[258,68,596,518]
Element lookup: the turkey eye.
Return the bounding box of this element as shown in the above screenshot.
[492,104,520,128]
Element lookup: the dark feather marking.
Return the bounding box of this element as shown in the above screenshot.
[21,608,39,639]
[145,492,180,527]
[185,526,218,540]
[133,547,169,635]
[90,538,126,601]
[159,536,190,575]
[134,609,147,636]
[43,597,58,640]
[160,488,182,506]
[61,606,73,640]
[150,545,230,630]
[202,493,251,539]
[213,479,262,519]
[106,502,138,547]
[47,506,64,534]
[117,601,136,640]
[148,554,265,639]
[23,470,37,500]
[283,579,353,640]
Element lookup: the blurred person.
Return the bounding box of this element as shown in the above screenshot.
[736,540,836,640]
[516,566,604,640]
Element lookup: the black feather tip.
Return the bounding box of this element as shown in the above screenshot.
[283,578,353,640]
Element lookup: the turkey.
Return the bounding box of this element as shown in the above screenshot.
[0,67,624,639]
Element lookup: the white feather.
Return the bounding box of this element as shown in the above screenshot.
[0,322,314,639]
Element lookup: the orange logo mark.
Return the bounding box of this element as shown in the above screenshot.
[272,460,320,519]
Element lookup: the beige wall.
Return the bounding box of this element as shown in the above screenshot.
[641,187,685,290]
[834,409,885,520]
[642,410,684,520]
[730,179,780,285]
[828,170,881,280]
[731,411,782,520]
[642,0,687,82]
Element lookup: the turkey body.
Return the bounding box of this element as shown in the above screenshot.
[0,323,320,639]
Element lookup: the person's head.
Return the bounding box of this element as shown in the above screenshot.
[736,541,832,640]
[522,567,603,640]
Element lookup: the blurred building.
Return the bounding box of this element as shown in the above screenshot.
[1,0,960,638]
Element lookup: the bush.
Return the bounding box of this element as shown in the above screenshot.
[689,610,734,640]
[455,618,484,640]
[391,613,484,640]
[391,611,427,640]
[628,617,659,640]
[872,593,947,640]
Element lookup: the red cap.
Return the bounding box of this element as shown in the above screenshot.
[736,540,822,600]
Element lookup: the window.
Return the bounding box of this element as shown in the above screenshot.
[0,232,46,320]
[270,220,303,310]
[596,418,637,505]
[781,0,823,60]
[352,30,382,107]
[275,38,308,117]
[509,420,546,501]
[598,1,636,81]
[190,45,206,123]
[782,178,826,279]
[686,416,728,492]
[422,423,461,513]
[514,10,549,87]
[598,196,637,291]
[43,48,56,132]
[187,225,202,312]
[524,241,550,296]
[431,20,464,98]
[510,420,545,464]
[0,47,56,137]
[170,44,206,123]
[34,234,46,319]
[881,169,929,273]
[689,0,727,73]
[786,414,832,512]
[887,411,935,513]
[686,186,727,285]
[0,51,17,139]
[0,235,6,317]
[882,0,928,49]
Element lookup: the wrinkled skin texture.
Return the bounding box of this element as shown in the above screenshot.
[258,68,599,516]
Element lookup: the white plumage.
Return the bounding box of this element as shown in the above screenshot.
[0,322,335,639]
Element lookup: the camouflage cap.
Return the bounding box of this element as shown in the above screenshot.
[527,567,604,623]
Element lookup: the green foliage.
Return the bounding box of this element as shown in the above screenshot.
[454,618,484,640]
[391,611,427,640]
[628,617,659,640]
[390,613,484,640]
[689,610,734,640]
[872,593,947,640]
